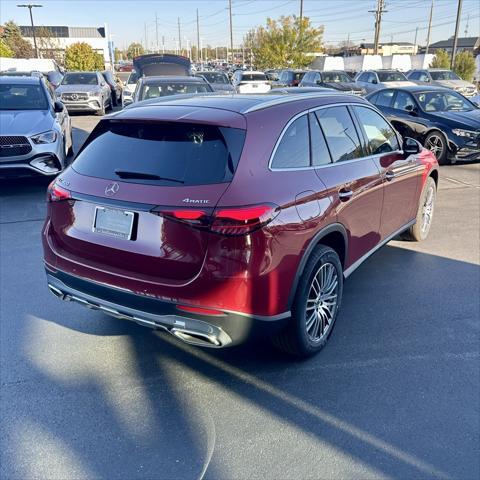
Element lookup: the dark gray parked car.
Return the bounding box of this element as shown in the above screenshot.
[355,70,416,94]
[300,70,365,95]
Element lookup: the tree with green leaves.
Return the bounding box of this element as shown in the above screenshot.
[452,51,476,82]
[1,20,34,58]
[126,42,144,60]
[65,42,101,71]
[430,49,450,69]
[243,15,323,70]
[0,39,13,57]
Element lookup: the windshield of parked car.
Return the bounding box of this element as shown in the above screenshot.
[139,82,212,100]
[0,83,48,110]
[73,121,246,186]
[415,91,475,112]
[61,73,98,85]
[377,72,407,82]
[197,72,229,84]
[241,73,267,81]
[430,70,461,81]
[322,72,352,83]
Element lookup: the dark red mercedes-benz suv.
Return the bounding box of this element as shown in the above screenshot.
[43,93,438,357]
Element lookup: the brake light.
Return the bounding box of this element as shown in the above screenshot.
[152,203,279,236]
[152,208,211,228]
[47,181,71,202]
[211,204,279,236]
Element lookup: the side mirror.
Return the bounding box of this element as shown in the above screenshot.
[403,137,420,155]
[372,78,378,84]
[53,100,64,113]
[100,81,106,86]
[123,98,133,106]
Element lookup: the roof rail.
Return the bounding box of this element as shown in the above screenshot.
[242,91,344,114]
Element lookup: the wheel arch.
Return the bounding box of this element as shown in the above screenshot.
[422,128,455,154]
[287,223,348,309]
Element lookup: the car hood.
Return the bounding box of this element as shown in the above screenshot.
[435,79,474,89]
[429,109,480,129]
[0,109,54,136]
[56,84,100,93]
[381,81,417,87]
[324,82,362,91]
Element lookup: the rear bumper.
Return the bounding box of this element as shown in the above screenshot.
[45,266,290,348]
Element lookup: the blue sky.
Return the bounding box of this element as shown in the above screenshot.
[1,0,479,50]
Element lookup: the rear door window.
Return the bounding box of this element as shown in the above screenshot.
[373,89,394,107]
[73,121,246,186]
[315,106,363,162]
[271,115,310,168]
[393,91,416,111]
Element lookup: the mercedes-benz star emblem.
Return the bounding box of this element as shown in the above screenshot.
[105,182,120,196]
[71,93,78,100]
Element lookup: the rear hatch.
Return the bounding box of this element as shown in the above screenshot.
[133,54,191,77]
[47,112,246,286]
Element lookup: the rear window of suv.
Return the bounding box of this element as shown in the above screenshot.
[72,121,246,186]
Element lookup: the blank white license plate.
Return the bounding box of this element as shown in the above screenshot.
[93,206,134,240]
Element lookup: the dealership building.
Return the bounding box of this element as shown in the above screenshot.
[19,25,113,68]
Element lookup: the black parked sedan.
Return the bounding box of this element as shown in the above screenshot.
[367,85,480,164]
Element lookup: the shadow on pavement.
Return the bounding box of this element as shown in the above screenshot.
[2,243,479,479]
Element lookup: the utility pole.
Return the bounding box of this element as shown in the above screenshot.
[196,8,201,63]
[369,0,386,55]
[464,13,469,36]
[413,26,418,54]
[451,0,463,69]
[144,22,148,52]
[425,0,434,55]
[155,12,159,52]
[229,0,234,63]
[17,4,42,58]
[177,17,182,55]
[300,0,303,21]
[346,32,350,57]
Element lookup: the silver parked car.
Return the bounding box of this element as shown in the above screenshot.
[0,76,73,177]
[355,70,416,94]
[406,69,478,97]
[56,71,111,115]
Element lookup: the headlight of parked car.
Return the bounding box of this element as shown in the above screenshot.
[452,128,478,138]
[31,130,57,144]
[89,91,102,97]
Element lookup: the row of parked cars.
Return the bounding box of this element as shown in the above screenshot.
[0,54,478,182]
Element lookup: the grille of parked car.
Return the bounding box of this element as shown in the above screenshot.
[0,136,32,157]
[61,93,88,101]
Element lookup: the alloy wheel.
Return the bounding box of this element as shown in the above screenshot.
[305,263,339,342]
[425,134,444,158]
[421,183,435,233]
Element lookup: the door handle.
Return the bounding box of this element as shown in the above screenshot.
[385,170,395,181]
[338,189,353,201]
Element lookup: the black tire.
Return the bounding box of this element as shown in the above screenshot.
[272,245,343,358]
[424,131,449,165]
[402,176,436,242]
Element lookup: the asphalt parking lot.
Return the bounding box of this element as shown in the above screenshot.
[1,112,479,480]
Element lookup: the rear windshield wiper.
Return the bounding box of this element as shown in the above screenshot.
[114,169,184,183]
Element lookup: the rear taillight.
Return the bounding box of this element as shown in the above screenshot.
[47,180,71,202]
[152,204,279,236]
[211,204,279,236]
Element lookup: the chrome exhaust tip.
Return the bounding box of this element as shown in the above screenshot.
[171,328,222,347]
[48,284,65,299]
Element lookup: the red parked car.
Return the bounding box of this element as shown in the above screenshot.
[43,93,438,357]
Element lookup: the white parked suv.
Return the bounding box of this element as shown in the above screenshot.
[231,70,271,94]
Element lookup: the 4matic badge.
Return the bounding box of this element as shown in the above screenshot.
[182,198,209,204]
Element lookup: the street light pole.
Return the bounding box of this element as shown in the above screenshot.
[17,4,42,58]
[425,0,434,55]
